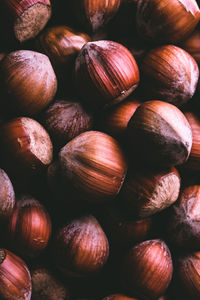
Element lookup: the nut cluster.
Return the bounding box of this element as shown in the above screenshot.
[0,0,200,300]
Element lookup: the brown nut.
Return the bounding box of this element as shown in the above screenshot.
[58,131,127,203]
[8,195,52,258]
[126,100,192,167]
[120,239,173,300]
[140,45,199,107]
[0,117,53,181]
[42,99,93,149]
[74,40,140,110]
[0,50,57,115]
[136,0,200,44]
[167,185,200,251]
[119,166,181,218]
[52,215,109,277]
[0,248,32,300]
[2,0,51,42]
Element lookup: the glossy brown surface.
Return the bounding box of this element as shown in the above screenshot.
[0,248,32,299]
[136,0,200,43]
[97,98,141,137]
[103,294,139,300]
[120,239,173,300]
[8,195,51,257]
[140,45,199,107]
[75,40,140,109]
[101,205,152,247]
[59,131,127,202]
[36,25,90,76]
[0,50,57,115]
[177,252,200,299]
[72,0,121,32]
[180,30,200,65]
[53,215,109,277]
[184,112,200,170]
[0,117,53,179]
[119,167,181,218]
[127,100,193,167]
[167,185,200,250]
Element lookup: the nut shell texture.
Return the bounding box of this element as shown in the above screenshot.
[140,45,199,107]
[127,100,192,167]
[75,40,139,109]
[136,0,200,44]
[53,215,109,277]
[0,50,57,115]
[120,239,173,300]
[59,131,127,202]
[0,248,32,300]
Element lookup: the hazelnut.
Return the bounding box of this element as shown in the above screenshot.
[140,45,199,107]
[72,0,121,32]
[119,166,181,218]
[52,215,109,277]
[74,40,140,109]
[120,239,173,300]
[0,169,15,220]
[2,0,51,42]
[180,30,200,65]
[136,0,200,44]
[0,117,53,181]
[58,131,127,203]
[8,195,52,258]
[101,204,152,247]
[0,248,32,299]
[126,100,192,167]
[167,185,200,251]
[42,99,93,149]
[183,111,200,171]
[0,50,57,115]
[96,97,141,138]
[176,252,200,299]
[35,25,91,79]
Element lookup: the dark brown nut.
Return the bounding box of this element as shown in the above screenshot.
[0,50,57,115]
[183,111,200,171]
[42,99,93,149]
[126,100,192,167]
[167,185,200,251]
[180,30,200,65]
[72,0,121,32]
[35,25,91,78]
[96,98,141,138]
[58,131,127,203]
[120,239,173,300]
[31,266,70,300]
[0,248,32,299]
[2,0,51,42]
[52,215,109,277]
[136,0,200,44]
[74,40,140,110]
[101,204,152,247]
[0,168,15,219]
[119,166,181,218]
[176,252,200,300]
[0,117,53,180]
[140,45,199,107]
[8,195,52,258]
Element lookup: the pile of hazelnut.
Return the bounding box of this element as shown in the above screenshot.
[1,0,200,299]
